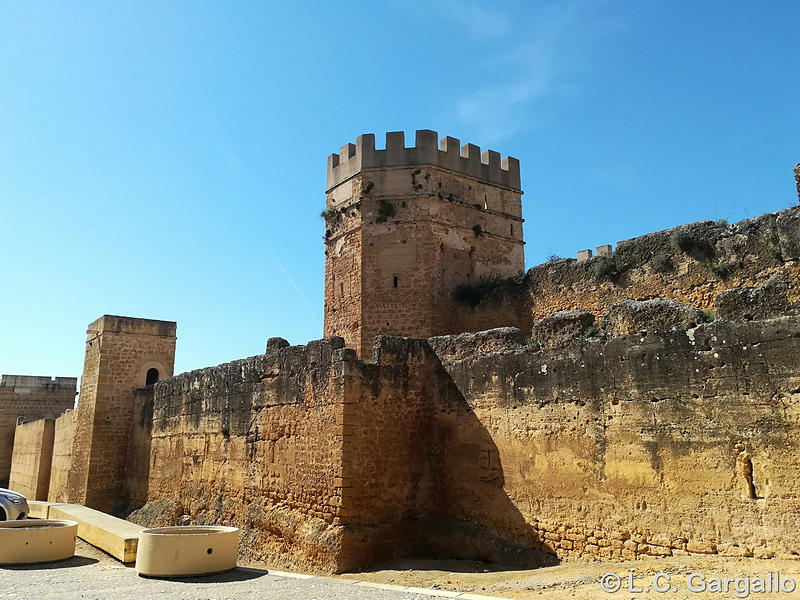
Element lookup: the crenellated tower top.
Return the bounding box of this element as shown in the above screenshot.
[324,128,525,356]
[326,129,520,192]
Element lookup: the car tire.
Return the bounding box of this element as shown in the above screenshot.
[0,507,6,521]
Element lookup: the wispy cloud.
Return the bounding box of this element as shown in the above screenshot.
[269,249,321,329]
[445,2,621,142]
[442,0,511,39]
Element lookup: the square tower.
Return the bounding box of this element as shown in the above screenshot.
[66,315,176,512]
[323,130,524,356]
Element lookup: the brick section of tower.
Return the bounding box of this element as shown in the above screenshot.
[323,130,524,356]
[66,315,176,513]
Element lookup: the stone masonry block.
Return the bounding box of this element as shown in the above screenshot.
[531,310,596,350]
[603,298,704,336]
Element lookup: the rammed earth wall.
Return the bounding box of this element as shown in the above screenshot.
[428,319,800,562]
[131,306,800,571]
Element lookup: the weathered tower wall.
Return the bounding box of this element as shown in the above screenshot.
[66,315,176,513]
[324,130,524,356]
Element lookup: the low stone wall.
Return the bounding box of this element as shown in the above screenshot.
[8,418,55,500]
[48,410,77,502]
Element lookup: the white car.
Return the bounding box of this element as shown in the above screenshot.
[0,488,29,520]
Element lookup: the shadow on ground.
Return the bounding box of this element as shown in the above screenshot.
[0,556,100,570]
[147,566,269,583]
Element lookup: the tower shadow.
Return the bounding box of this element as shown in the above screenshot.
[407,361,558,570]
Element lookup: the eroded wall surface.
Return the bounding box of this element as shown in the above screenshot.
[48,410,77,502]
[428,317,800,562]
[8,418,55,500]
[451,206,800,336]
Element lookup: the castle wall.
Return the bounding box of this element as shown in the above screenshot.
[130,336,453,573]
[8,417,55,501]
[428,317,800,562]
[453,206,800,336]
[48,409,77,502]
[129,296,800,571]
[131,339,351,572]
[0,374,76,486]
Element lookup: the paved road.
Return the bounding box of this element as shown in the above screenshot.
[0,540,498,600]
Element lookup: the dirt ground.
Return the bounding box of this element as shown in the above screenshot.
[340,555,800,599]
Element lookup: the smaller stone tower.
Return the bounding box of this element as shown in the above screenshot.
[66,315,176,512]
[323,130,524,356]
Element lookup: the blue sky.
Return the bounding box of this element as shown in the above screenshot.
[1,1,798,379]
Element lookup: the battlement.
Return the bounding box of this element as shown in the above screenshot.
[0,374,78,390]
[326,130,521,192]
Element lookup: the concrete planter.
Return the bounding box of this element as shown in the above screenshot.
[135,525,239,577]
[0,519,78,565]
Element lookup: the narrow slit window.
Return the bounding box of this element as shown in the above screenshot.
[510,224,513,236]
[483,194,488,210]
[393,276,398,288]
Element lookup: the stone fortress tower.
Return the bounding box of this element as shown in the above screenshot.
[66,315,176,512]
[323,130,525,356]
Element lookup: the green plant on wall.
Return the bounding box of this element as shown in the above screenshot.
[590,256,620,281]
[670,228,735,278]
[670,229,715,263]
[376,199,395,223]
[651,252,675,273]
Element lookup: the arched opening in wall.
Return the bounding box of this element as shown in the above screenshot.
[146,368,160,386]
